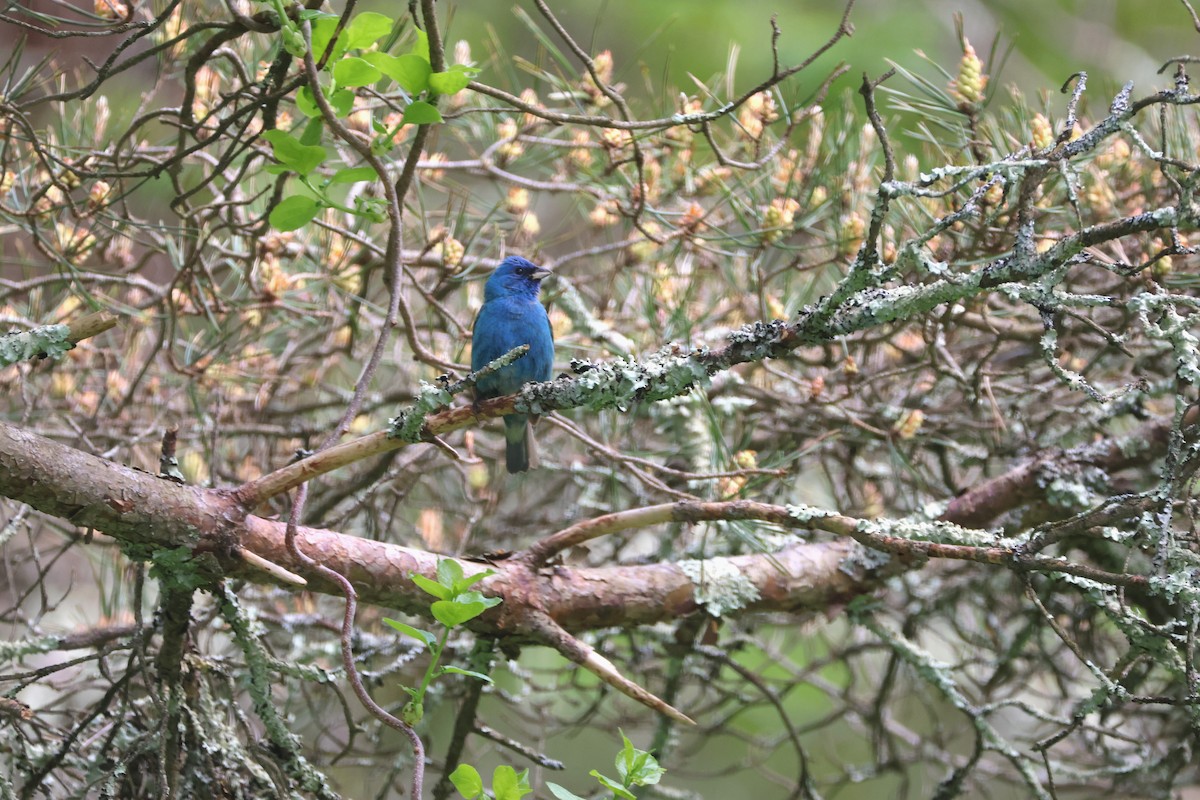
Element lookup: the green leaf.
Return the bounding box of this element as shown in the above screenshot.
[456,590,502,610]
[440,666,493,683]
[280,24,307,58]
[616,732,634,777]
[294,84,354,118]
[264,164,291,175]
[296,86,320,117]
[431,598,493,628]
[437,559,465,589]
[491,766,530,800]
[269,196,322,231]
[352,195,387,222]
[310,17,345,63]
[429,65,477,95]
[401,100,443,126]
[329,166,378,184]
[448,764,483,800]
[299,117,324,146]
[410,572,451,600]
[590,772,635,800]
[381,618,437,648]
[412,28,430,62]
[261,129,327,175]
[329,88,355,117]
[343,11,392,50]
[616,731,665,786]
[332,56,382,88]
[452,568,494,594]
[362,52,430,94]
[546,784,587,800]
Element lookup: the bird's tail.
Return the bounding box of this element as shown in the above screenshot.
[503,414,536,473]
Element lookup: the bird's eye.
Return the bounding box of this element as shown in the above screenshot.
[517,267,531,276]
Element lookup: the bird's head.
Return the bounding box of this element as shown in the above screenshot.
[484,256,553,301]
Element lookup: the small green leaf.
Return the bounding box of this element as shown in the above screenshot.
[343,11,392,50]
[616,731,665,786]
[452,568,494,594]
[401,100,443,126]
[352,195,387,223]
[280,24,307,58]
[329,166,378,184]
[381,618,437,648]
[401,699,423,725]
[411,572,451,600]
[299,117,324,146]
[310,17,345,63]
[362,52,431,94]
[261,129,327,175]
[437,559,465,589]
[269,195,322,231]
[429,65,476,95]
[546,784,587,800]
[264,164,291,175]
[456,590,502,610]
[449,764,483,800]
[431,598,492,628]
[491,766,530,800]
[590,772,635,800]
[616,732,634,777]
[333,56,382,88]
[329,88,355,117]
[412,28,430,62]
[296,86,320,117]
[441,666,493,683]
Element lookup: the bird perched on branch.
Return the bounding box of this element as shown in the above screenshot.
[471,256,554,473]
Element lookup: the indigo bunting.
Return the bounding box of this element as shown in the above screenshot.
[471,256,554,473]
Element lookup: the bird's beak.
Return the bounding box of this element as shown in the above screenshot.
[532,267,552,281]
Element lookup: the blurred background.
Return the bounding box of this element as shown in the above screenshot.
[3,1,1199,798]
[434,0,1192,107]
[4,0,1191,124]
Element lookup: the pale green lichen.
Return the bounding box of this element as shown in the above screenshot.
[518,344,711,416]
[677,558,760,616]
[921,500,949,519]
[0,632,78,660]
[1147,569,1200,607]
[219,585,337,797]
[802,502,1006,550]
[1055,572,1117,594]
[838,543,893,578]
[0,323,72,366]
[390,380,454,442]
[1037,463,1108,512]
[388,346,530,442]
[786,503,840,523]
[1045,475,1095,509]
[861,516,1007,548]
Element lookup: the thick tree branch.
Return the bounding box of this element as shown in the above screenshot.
[0,419,1165,636]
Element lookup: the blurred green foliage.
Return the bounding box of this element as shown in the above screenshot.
[425,0,1194,107]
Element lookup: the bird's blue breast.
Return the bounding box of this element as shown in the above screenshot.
[471,295,553,398]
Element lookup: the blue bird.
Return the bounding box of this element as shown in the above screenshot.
[471,256,554,473]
